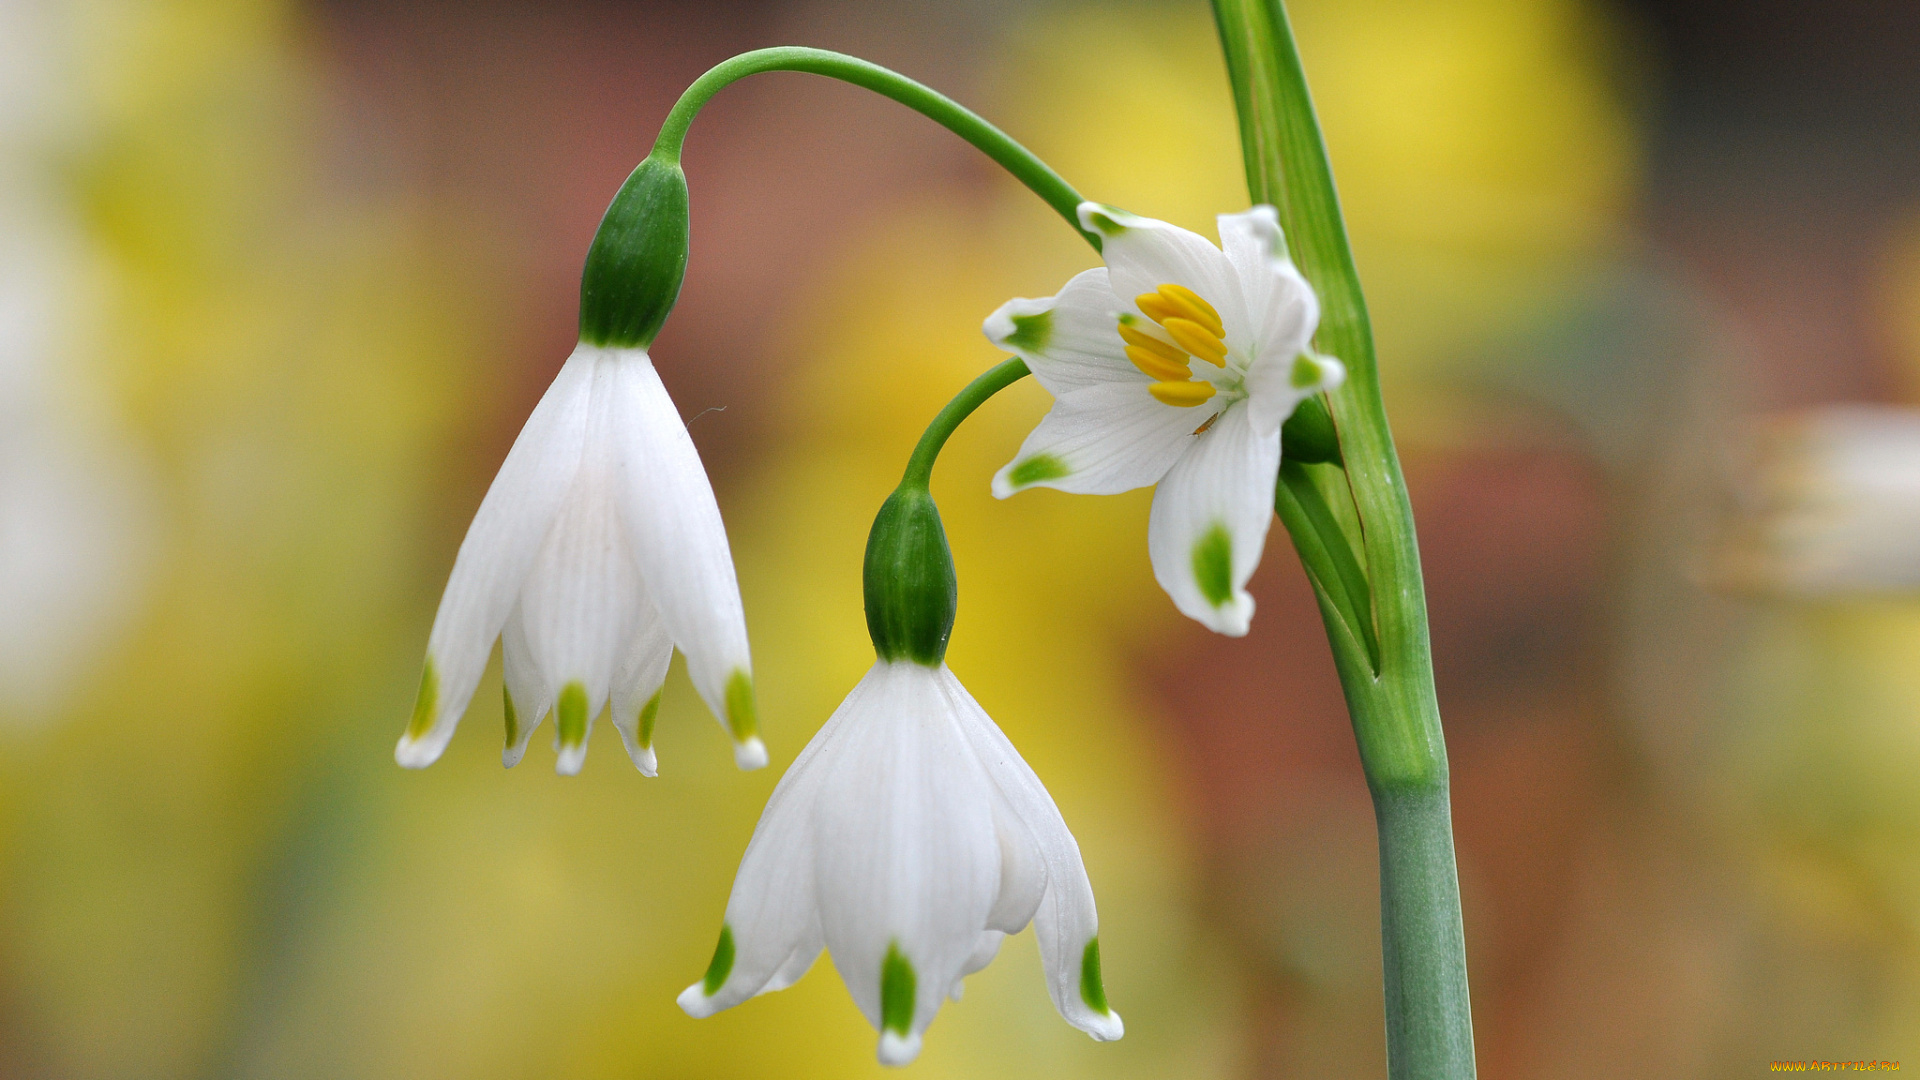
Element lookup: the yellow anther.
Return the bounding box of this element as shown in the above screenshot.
[1149,379,1217,408]
[1117,320,1188,363]
[1125,345,1191,382]
[1155,284,1224,338]
[1161,317,1228,365]
[1134,292,1182,325]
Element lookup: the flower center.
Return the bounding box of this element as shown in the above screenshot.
[1118,284,1232,408]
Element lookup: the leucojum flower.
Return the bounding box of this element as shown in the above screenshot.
[987,203,1344,635]
[397,155,763,775]
[680,487,1122,1065]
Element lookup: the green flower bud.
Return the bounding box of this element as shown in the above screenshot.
[1281,393,1342,466]
[578,154,690,349]
[863,486,957,666]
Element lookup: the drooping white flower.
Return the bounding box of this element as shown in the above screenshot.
[395,342,761,775]
[985,202,1344,635]
[678,659,1121,1066]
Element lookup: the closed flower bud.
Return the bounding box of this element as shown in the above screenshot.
[862,485,957,666]
[578,154,690,350]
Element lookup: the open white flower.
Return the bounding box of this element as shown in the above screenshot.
[396,341,761,775]
[985,202,1344,635]
[678,659,1121,1066]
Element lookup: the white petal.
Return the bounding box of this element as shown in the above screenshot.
[946,670,1123,1042]
[499,602,549,768]
[950,931,1005,1001]
[607,596,672,776]
[992,381,1201,498]
[514,357,651,775]
[982,267,1138,396]
[1218,207,1322,394]
[397,345,594,768]
[1077,202,1251,355]
[602,348,761,768]
[1147,404,1281,636]
[1245,350,1346,439]
[810,663,1000,1056]
[678,663,869,1017]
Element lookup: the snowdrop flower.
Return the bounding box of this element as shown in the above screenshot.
[986,203,1344,635]
[397,156,762,774]
[679,488,1121,1065]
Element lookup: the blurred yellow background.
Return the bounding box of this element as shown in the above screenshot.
[2,0,1918,1076]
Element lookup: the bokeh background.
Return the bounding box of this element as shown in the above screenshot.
[3,0,1919,1076]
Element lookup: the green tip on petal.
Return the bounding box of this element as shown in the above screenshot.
[406,658,438,741]
[637,689,663,749]
[1008,452,1071,488]
[1083,205,1128,236]
[1193,523,1234,609]
[1004,309,1052,353]
[1080,937,1110,1015]
[880,942,917,1036]
[556,681,589,749]
[502,685,519,747]
[702,925,735,996]
[1290,352,1324,389]
[723,669,757,743]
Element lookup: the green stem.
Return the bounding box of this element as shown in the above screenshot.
[900,358,1031,490]
[1211,2,1475,1077]
[653,48,1100,250]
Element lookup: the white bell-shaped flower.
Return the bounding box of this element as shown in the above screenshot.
[396,342,761,775]
[678,660,1121,1065]
[985,202,1344,636]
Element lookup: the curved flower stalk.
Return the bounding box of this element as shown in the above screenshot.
[681,479,1121,1065]
[397,157,761,775]
[986,202,1343,635]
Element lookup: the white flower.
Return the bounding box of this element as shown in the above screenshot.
[678,660,1121,1066]
[985,203,1344,635]
[396,342,761,775]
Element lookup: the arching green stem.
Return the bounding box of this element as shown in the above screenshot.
[899,358,1031,490]
[653,48,1100,251]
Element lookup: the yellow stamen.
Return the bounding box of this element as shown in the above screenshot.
[1161,317,1228,365]
[1117,319,1188,364]
[1155,284,1224,338]
[1125,345,1191,382]
[1134,292,1182,325]
[1149,379,1217,408]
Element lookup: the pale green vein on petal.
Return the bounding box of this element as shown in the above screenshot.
[880,942,916,1036]
[557,681,588,748]
[1080,937,1110,1015]
[406,658,438,741]
[637,688,663,748]
[1193,523,1234,608]
[724,669,757,742]
[702,925,735,995]
[1008,452,1071,488]
[1004,309,1052,353]
[1290,352,1323,388]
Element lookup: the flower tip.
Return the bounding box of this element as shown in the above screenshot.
[676,983,720,1019]
[732,736,768,771]
[554,742,587,776]
[1084,1010,1125,1042]
[628,743,659,777]
[501,743,528,769]
[393,736,440,770]
[876,1031,923,1068]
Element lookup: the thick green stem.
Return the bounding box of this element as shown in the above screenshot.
[654,48,1100,250]
[1211,1,1475,1077]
